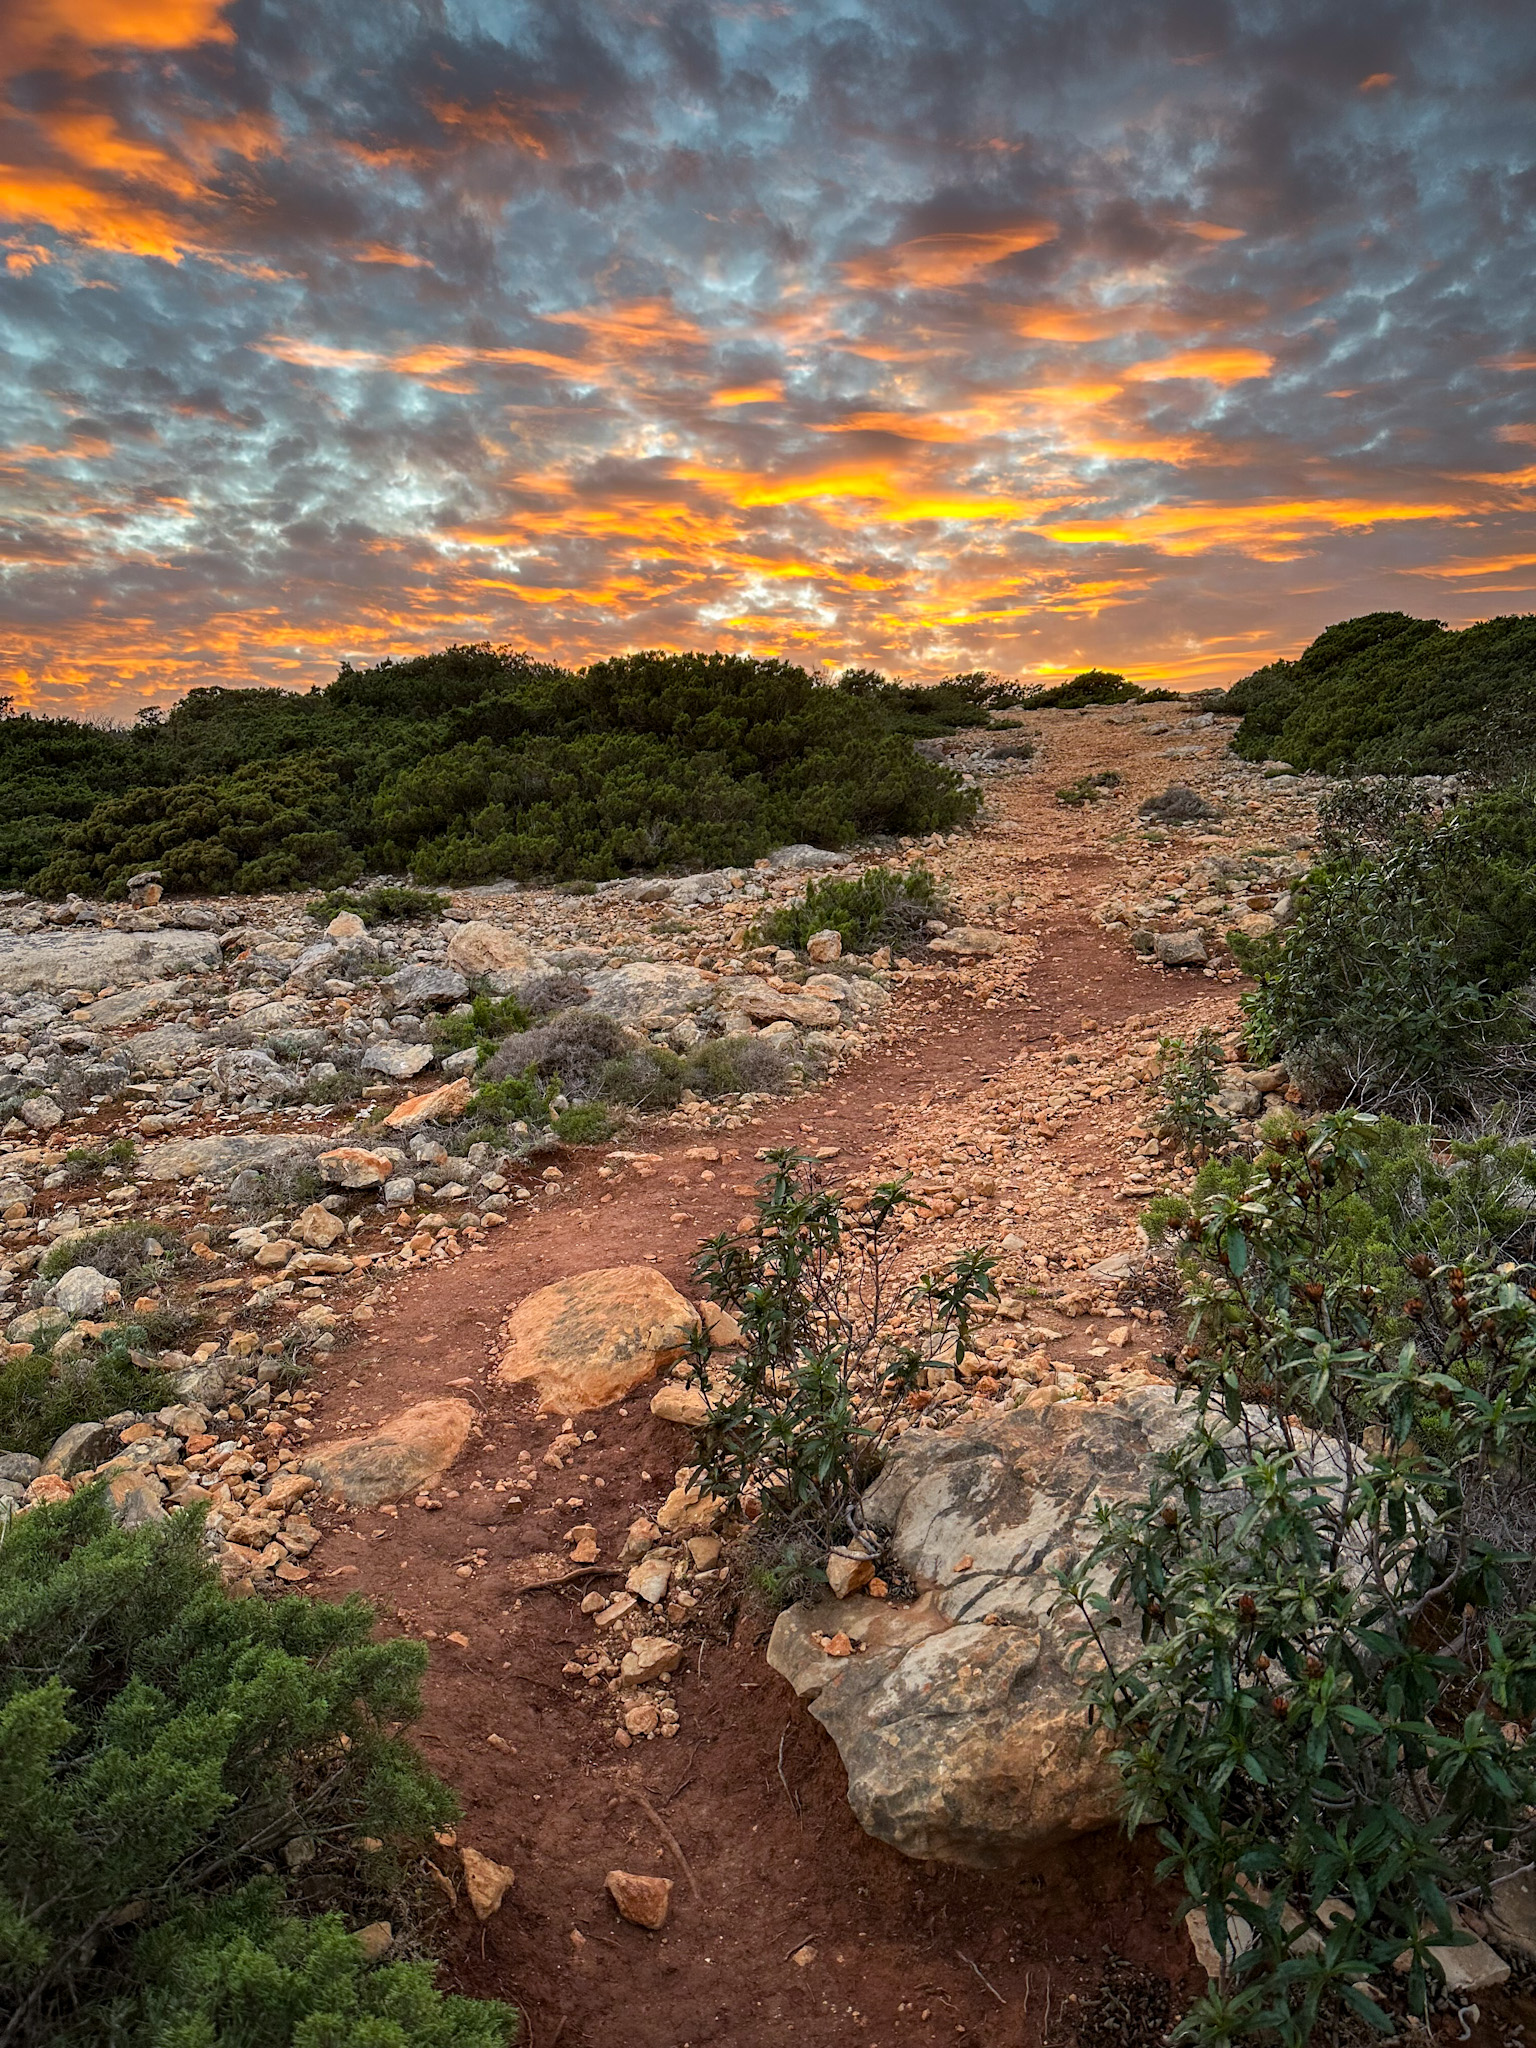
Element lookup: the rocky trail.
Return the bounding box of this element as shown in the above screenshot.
[15,702,1522,2041]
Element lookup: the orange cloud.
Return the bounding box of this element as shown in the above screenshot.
[709,383,783,406]
[1407,552,1536,578]
[1173,220,1245,241]
[841,222,1057,290]
[1126,347,1274,383]
[1044,496,1464,557]
[1359,72,1396,90]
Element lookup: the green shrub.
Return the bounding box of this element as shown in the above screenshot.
[1238,781,1536,1112]
[551,1103,612,1146]
[1024,670,1180,710]
[0,1488,514,2046]
[307,886,451,926]
[431,992,531,1060]
[467,1064,560,1132]
[481,1012,627,1101]
[61,1136,137,1178]
[6,649,980,895]
[688,1154,995,1559]
[750,864,948,954]
[1066,1111,1536,2045]
[1055,770,1122,807]
[0,1338,157,1461]
[1225,610,1536,775]
[40,1221,184,1295]
[596,1033,794,1111]
[1154,1030,1234,1158]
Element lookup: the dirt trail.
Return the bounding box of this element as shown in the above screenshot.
[300,713,1267,2046]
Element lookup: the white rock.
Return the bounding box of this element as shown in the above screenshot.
[53,1265,121,1317]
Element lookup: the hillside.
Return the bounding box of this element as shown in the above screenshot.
[1224,609,1536,773]
[0,650,1006,898]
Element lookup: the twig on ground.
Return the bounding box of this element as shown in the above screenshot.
[777,1723,801,1817]
[958,1951,1006,2005]
[622,1786,702,1902]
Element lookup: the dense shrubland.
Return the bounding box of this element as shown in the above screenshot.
[0,1488,513,2045]
[0,649,991,898]
[1225,610,1536,775]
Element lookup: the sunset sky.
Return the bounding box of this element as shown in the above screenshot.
[2,0,1534,716]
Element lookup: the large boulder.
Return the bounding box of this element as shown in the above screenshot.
[714,979,840,1029]
[124,1025,207,1077]
[382,1077,473,1131]
[0,928,220,995]
[72,981,182,1028]
[769,1387,1191,1868]
[580,962,717,1026]
[444,923,548,984]
[141,1133,323,1183]
[361,1041,434,1080]
[53,1265,120,1317]
[301,1399,475,1507]
[379,964,468,1011]
[498,1266,701,1413]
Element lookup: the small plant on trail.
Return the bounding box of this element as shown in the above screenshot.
[1155,1029,1235,1158]
[750,864,950,955]
[1064,1112,1536,2046]
[686,1153,996,1570]
[1055,770,1123,807]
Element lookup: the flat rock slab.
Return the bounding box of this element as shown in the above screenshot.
[0,928,220,995]
[141,1133,324,1183]
[580,962,717,1025]
[301,1399,475,1507]
[498,1265,700,1413]
[768,1387,1193,1869]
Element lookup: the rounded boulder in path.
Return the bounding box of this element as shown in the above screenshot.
[497,1264,701,1413]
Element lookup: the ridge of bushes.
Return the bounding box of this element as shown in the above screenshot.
[1224,610,1536,775]
[0,649,993,899]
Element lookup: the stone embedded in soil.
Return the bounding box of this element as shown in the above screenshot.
[618,1635,683,1689]
[1152,929,1207,967]
[141,1132,325,1184]
[383,1076,473,1131]
[300,1398,475,1507]
[626,1555,673,1604]
[773,1388,1193,1869]
[497,1265,700,1413]
[605,1869,673,1930]
[0,926,220,994]
[444,921,548,982]
[927,927,1007,958]
[361,1041,435,1080]
[296,1203,347,1249]
[825,1546,877,1599]
[650,1382,709,1427]
[317,1146,395,1189]
[460,1846,515,1921]
[655,1476,722,1535]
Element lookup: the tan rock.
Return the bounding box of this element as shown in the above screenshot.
[700,1299,743,1348]
[26,1473,73,1506]
[327,912,367,940]
[806,929,843,963]
[686,1534,722,1569]
[445,922,546,981]
[618,1635,682,1689]
[656,1478,722,1535]
[264,1471,316,1511]
[716,979,840,1029]
[928,927,1007,958]
[301,1399,475,1508]
[650,1382,709,1427]
[626,1556,673,1605]
[296,1202,347,1249]
[317,1147,393,1189]
[383,1077,473,1132]
[605,1869,673,1930]
[253,1239,296,1268]
[825,1547,876,1599]
[460,1846,515,1921]
[354,1922,393,1961]
[498,1266,700,1414]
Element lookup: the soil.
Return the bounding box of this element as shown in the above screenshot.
[292,711,1509,2045]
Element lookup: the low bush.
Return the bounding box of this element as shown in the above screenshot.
[1238,781,1536,1114]
[307,886,450,926]
[750,864,949,955]
[0,1336,153,1460]
[596,1033,794,1111]
[1066,1111,1536,2045]
[431,992,531,1060]
[1025,670,1179,710]
[0,1488,515,2046]
[551,1103,612,1146]
[687,1154,995,1562]
[1055,770,1122,807]
[39,1221,184,1296]
[1154,1030,1235,1158]
[481,1011,629,1101]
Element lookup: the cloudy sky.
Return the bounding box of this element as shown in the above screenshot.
[2,0,1534,716]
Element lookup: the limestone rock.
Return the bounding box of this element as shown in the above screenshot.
[581,961,717,1025]
[383,1077,473,1131]
[42,1419,118,1477]
[444,923,548,982]
[361,1041,435,1080]
[606,1869,673,1929]
[72,981,181,1028]
[769,844,847,872]
[650,1382,709,1427]
[498,1266,700,1413]
[317,1147,394,1189]
[460,1846,515,1921]
[296,1202,347,1249]
[125,1025,206,1078]
[0,928,220,995]
[213,1048,288,1100]
[825,1546,876,1599]
[618,1635,683,1689]
[327,912,367,940]
[141,1133,323,1185]
[714,978,840,1029]
[806,929,843,963]
[776,1388,1192,1867]
[927,927,1008,958]
[354,1923,393,1961]
[106,1467,167,1529]
[53,1265,121,1317]
[301,1398,475,1507]
[20,1097,63,1131]
[1153,930,1208,967]
[380,964,468,1011]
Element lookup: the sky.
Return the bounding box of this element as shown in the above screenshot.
[1,0,1534,718]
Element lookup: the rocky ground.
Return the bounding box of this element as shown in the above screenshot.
[6,703,1525,2045]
